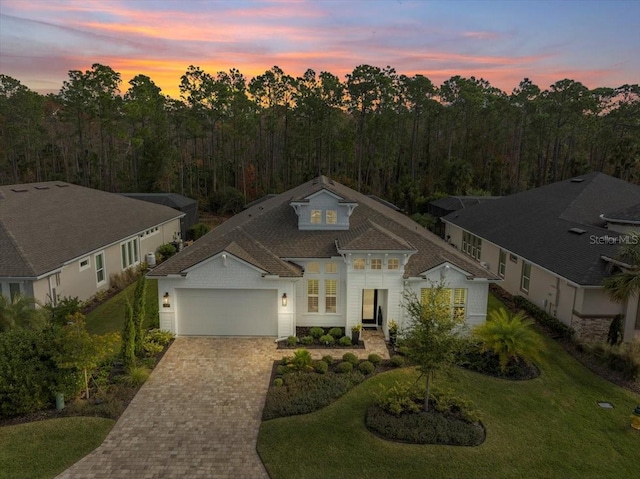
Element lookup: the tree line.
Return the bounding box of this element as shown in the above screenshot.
[1,64,638,213]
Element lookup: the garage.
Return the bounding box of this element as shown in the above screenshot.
[176,289,278,336]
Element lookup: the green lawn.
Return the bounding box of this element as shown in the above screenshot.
[0,417,114,479]
[258,309,640,478]
[85,278,159,335]
[487,291,505,316]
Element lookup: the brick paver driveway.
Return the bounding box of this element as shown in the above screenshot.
[57,337,281,479]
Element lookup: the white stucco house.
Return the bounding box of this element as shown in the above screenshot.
[0,182,183,305]
[148,176,498,339]
[442,172,640,342]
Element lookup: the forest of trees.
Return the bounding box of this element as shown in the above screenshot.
[1,64,638,214]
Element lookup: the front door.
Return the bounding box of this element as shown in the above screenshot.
[362,289,377,326]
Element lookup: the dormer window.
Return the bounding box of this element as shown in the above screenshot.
[326,210,337,224]
[290,186,357,231]
[311,210,322,224]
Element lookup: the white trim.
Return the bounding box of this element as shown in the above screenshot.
[183,251,269,275]
[95,251,106,287]
[418,262,472,279]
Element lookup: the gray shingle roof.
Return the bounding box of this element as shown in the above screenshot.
[0,182,183,278]
[602,202,640,225]
[150,176,496,280]
[442,172,640,285]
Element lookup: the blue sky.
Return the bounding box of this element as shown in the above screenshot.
[0,0,638,97]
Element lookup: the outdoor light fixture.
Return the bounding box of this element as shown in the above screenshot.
[163,292,170,308]
[282,293,288,307]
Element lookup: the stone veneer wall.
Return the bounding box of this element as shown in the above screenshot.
[571,316,614,343]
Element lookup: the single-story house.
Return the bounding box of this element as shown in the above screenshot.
[120,193,198,240]
[442,172,640,342]
[148,176,498,339]
[0,182,183,305]
[427,196,500,238]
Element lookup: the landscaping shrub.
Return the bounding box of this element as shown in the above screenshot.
[582,342,640,381]
[336,361,354,373]
[365,405,484,446]
[120,365,150,387]
[313,360,329,374]
[156,243,177,262]
[359,360,375,374]
[289,349,313,371]
[328,327,343,339]
[319,334,335,346]
[342,352,359,365]
[187,223,211,241]
[300,335,314,345]
[310,327,325,339]
[322,355,334,365]
[513,296,574,340]
[607,314,624,346]
[287,335,298,346]
[390,355,406,367]
[0,328,79,416]
[375,381,420,416]
[47,296,83,326]
[142,340,163,356]
[461,342,540,380]
[276,365,288,375]
[263,369,365,419]
[273,378,283,387]
[338,336,353,346]
[368,353,382,365]
[144,329,174,346]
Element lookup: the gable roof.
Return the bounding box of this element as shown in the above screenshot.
[0,182,183,278]
[442,172,640,285]
[119,193,197,210]
[602,202,640,225]
[149,176,496,280]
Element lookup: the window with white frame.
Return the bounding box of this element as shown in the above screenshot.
[462,231,482,261]
[521,262,531,293]
[306,262,320,274]
[353,258,365,270]
[121,238,140,269]
[326,210,337,224]
[9,283,21,300]
[95,252,106,285]
[371,258,382,270]
[307,279,319,312]
[420,287,467,320]
[498,250,506,277]
[325,279,337,313]
[387,258,399,270]
[325,262,337,274]
[311,210,322,224]
[79,257,90,271]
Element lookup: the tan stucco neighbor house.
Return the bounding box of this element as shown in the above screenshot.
[442,172,640,342]
[149,176,498,339]
[0,182,183,305]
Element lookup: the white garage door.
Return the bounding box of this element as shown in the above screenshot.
[177,289,278,336]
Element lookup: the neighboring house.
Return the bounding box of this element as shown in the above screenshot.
[120,193,198,240]
[427,196,500,238]
[148,176,498,339]
[442,172,640,342]
[0,182,183,305]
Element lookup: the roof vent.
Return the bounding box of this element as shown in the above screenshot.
[34,186,50,190]
[55,184,69,188]
[570,178,584,183]
[569,228,586,235]
[11,187,28,193]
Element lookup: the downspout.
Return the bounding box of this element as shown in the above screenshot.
[570,284,577,330]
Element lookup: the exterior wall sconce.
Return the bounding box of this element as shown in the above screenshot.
[282,293,288,307]
[163,292,170,308]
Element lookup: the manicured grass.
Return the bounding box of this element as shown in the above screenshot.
[487,291,505,316]
[258,330,640,479]
[0,417,114,479]
[85,279,159,335]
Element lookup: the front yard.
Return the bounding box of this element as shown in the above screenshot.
[258,329,639,479]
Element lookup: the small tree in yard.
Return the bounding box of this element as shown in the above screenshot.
[54,312,118,400]
[121,300,136,369]
[132,275,147,357]
[399,282,468,411]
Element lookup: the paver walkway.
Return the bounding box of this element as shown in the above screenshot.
[57,332,390,479]
[56,337,282,479]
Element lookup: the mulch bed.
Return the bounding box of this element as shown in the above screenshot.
[276,327,365,349]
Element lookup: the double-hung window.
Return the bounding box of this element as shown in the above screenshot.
[95,252,106,286]
[498,250,506,277]
[420,287,467,320]
[311,210,322,224]
[306,261,339,314]
[521,262,531,293]
[325,280,337,313]
[307,279,319,312]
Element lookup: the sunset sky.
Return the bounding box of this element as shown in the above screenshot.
[1,0,638,98]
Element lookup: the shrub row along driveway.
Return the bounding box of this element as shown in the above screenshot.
[57,337,282,479]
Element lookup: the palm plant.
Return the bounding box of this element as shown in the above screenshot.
[0,293,46,332]
[603,232,640,303]
[474,308,542,372]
